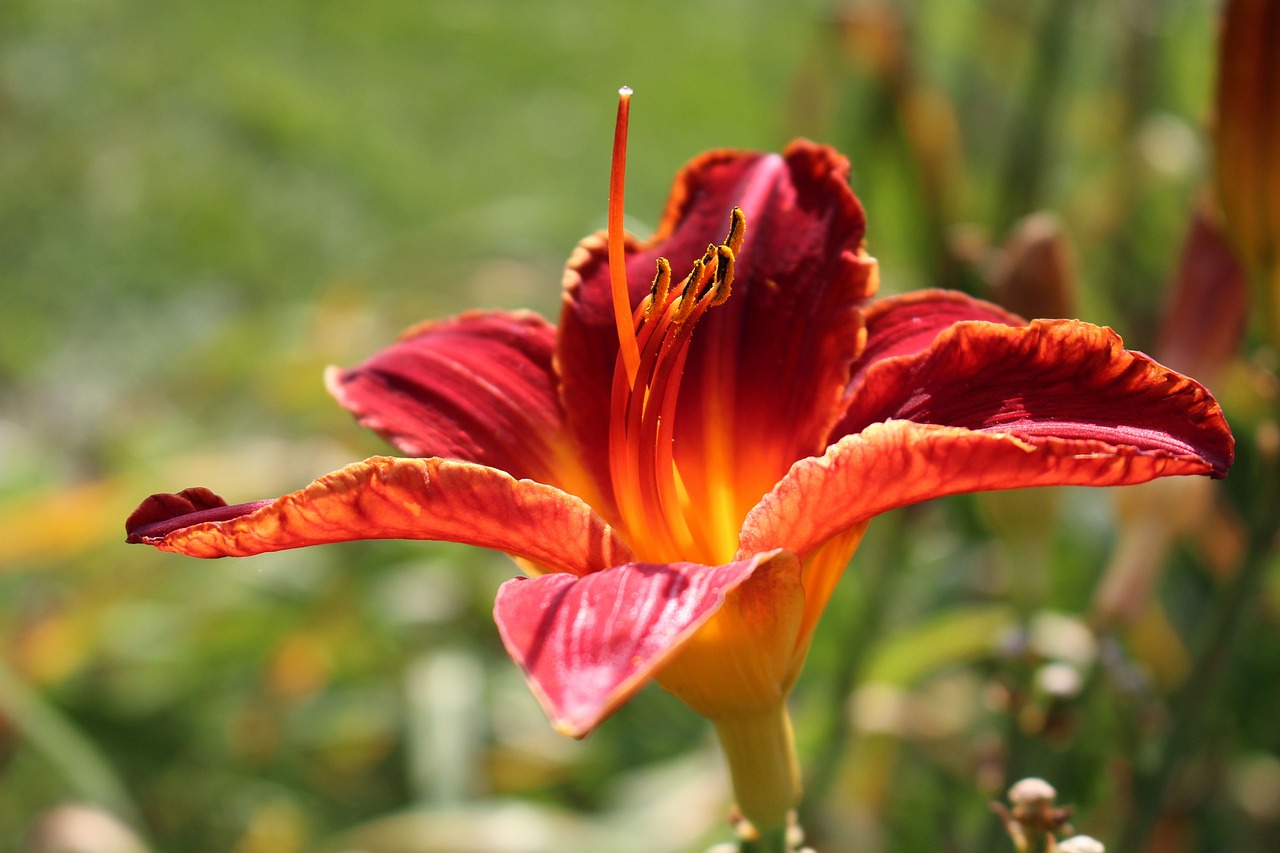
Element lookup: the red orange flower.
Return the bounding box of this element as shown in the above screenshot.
[127,125,1232,831]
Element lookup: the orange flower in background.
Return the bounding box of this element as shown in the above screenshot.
[1215,0,1280,335]
[126,95,1233,832]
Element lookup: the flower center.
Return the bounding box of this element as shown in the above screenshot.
[604,88,744,563]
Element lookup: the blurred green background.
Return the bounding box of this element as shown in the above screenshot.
[3,0,1275,851]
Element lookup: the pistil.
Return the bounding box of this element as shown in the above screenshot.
[608,87,641,388]
[602,86,749,563]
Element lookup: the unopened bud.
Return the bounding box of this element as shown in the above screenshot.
[1036,662,1084,700]
[995,777,1076,851]
[1156,202,1247,392]
[1058,835,1105,853]
[1214,0,1280,340]
[835,2,907,82]
[1009,777,1057,806]
[1215,0,1280,271]
[990,212,1076,320]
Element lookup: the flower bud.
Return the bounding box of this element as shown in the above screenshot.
[1214,0,1280,336]
[1008,777,1058,806]
[1156,202,1247,390]
[990,213,1076,320]
[1058,835,1105,853]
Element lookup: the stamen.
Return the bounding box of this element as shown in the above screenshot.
[725,206,746,254]
[614,302,685,556]
[698,212,746,560]
[606,204,748,563]
[672,259,707,324]
[641,322,701,555]
[646,257,672,319]
[708,245,735,307]
[608,87,641,388]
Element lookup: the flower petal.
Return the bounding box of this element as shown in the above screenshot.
[327,311,600,501]
[494,549,794,737]
[126,456,633,575]
[833,319,1234,476]
[125,487,269,537]
[741,420,1228,562]
[654,549,808,720]
[558,141,877,527]
[839,289,1023,424]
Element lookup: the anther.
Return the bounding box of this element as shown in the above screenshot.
[647,257,673,318]
[688,244,719,300]
[709,245,735,306]
[673,259,706,323]
[725,207,746,254]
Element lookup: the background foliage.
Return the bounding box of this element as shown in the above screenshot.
[2,1,1274,851]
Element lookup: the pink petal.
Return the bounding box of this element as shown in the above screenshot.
[327,311,601,502]
[494,549,793,737]
[126,456,632,575]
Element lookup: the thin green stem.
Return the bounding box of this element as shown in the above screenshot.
[737,824,792,853]
[714,706,801,838]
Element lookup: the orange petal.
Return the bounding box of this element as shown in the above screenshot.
[740,420,1225,562]
[126,457,632,575]
[494,549,795,737]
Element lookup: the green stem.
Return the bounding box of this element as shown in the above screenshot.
[737,824,792,853]
[714,705,801,838]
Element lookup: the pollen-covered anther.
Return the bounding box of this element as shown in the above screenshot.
[672,258,710,324]
[665,210,747,325]
[708,245,735,307]
[646,257,673,320]
[725,206,746,254]
[640,208,747,329]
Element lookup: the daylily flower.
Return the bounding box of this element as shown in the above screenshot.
[126,97,1233,833]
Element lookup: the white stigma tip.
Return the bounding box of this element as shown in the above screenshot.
[619,85,633,96]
